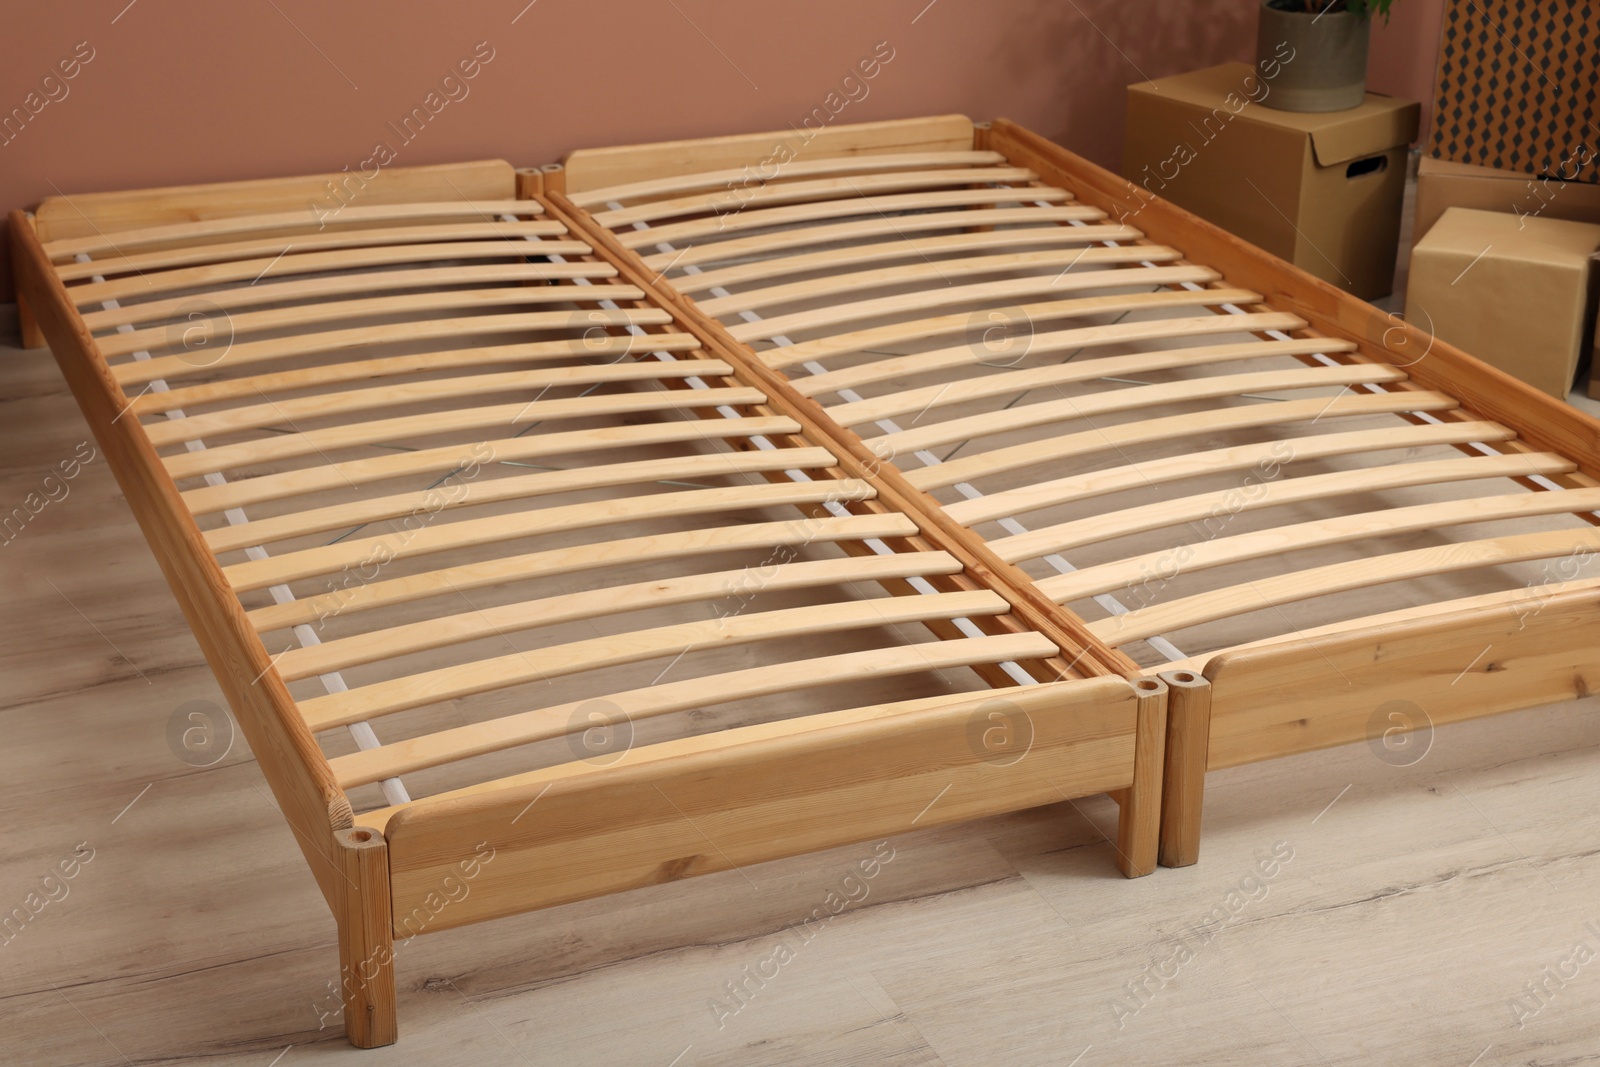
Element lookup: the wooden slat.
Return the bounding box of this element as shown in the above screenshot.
[876,363,1407,456]
[1090,525,1600,646]
[996,451,1574,563]
[330,631,1059,787]
[798,313,1320,400]
[46,200,542,259]
[67,240,595,305]
[277,550,962,680]
[56,221,568,281]
[357,683,1040,826]
[303,589,1011,729]
[247,512,918,632]
[639,207,1107,271]
[595,167,1041,227]
[569,150,1005,207]
[677,224,1147,293]
[99,284,645,358]
[117,308,675,387]
[946,420,1516,526]
[906,391,1460,491]
[82,262,618,331]
[732,265,1222,344]
[223,479,878,591]
[163,385,767,480]
[204,445,836,553]
[183,415,799,514]
[562,115,975,194]
[701,246,1182,318]
[1046,485,1600,604]
[137,333,704,416]
[766,289,1282,371]
[145,358,733,445]
[35,158,514,243]
[828,333,1333,427]
[620,188,1075,249]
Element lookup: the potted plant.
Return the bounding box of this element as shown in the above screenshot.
[1257,0,1398,113]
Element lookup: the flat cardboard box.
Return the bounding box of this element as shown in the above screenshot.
[1406,207,1600,399]
[1414,156,1600,248]
[1124,62,1419,300]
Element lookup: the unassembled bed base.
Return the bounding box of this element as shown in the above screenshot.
[12,114,1600,1049]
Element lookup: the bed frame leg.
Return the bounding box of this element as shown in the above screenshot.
[1157,670,1213,868]
[1114,676,1169,877]
[334,827,397,1049]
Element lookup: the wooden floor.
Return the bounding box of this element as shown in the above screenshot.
[10,264,1600,1064]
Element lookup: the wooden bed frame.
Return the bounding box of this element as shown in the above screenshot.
[11,114,1600,1049]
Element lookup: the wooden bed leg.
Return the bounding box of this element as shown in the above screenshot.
[12,215,46,349]
[1115,676,1168,877]
[1157,670,1213,868]
[334,827,397,1049]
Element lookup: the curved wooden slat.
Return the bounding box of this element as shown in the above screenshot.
[57,221,568,281]
[246,512,918,632]
[163,385,768,480]
[100,284,645,358]
[69,240,595,305]
[906,391,1461,490]
[277,550,962,680]
[620,188,1077,249]
[876,363,1407,456]
[595,167,1040,227]
[145,358,734,446]
[945,420,1516,526]
[205,445,837,553]
[830,332,1339,428]
[796,309,1312,399]
[46,200,542,259]
[301,588,1010,728]
[638,206,1107,271]
[678,224,1146,294]
[996,450,1573,563]
[765,282,1273,370]
[83,262,620,331]
[183,415,800,514]
[328,631,1058,786]
[698,246,1182,318]
[1089,526,1600,646]
[223,479,878,591]
[732,264,1222,344]
[568,150,1007,207]
[116,308,676,387]
[1045,484,1600,604]
[137,333,703,416]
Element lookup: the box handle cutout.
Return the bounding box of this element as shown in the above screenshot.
[1346,155,1387,179]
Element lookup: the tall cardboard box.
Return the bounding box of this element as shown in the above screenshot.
[1406,208,1600,399]
[1413,156,1600,248]
[1124,62,1419,300]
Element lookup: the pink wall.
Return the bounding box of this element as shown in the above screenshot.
[1366,0,1447,142]
[0,0,1444,298]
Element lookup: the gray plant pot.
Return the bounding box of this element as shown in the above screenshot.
[1256,1,1371,112]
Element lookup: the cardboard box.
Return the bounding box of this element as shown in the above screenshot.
[1413,155,1600,248]
[1429,0,1600,184]
[1406,207,1600,399]
[1124,63,1420,300]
